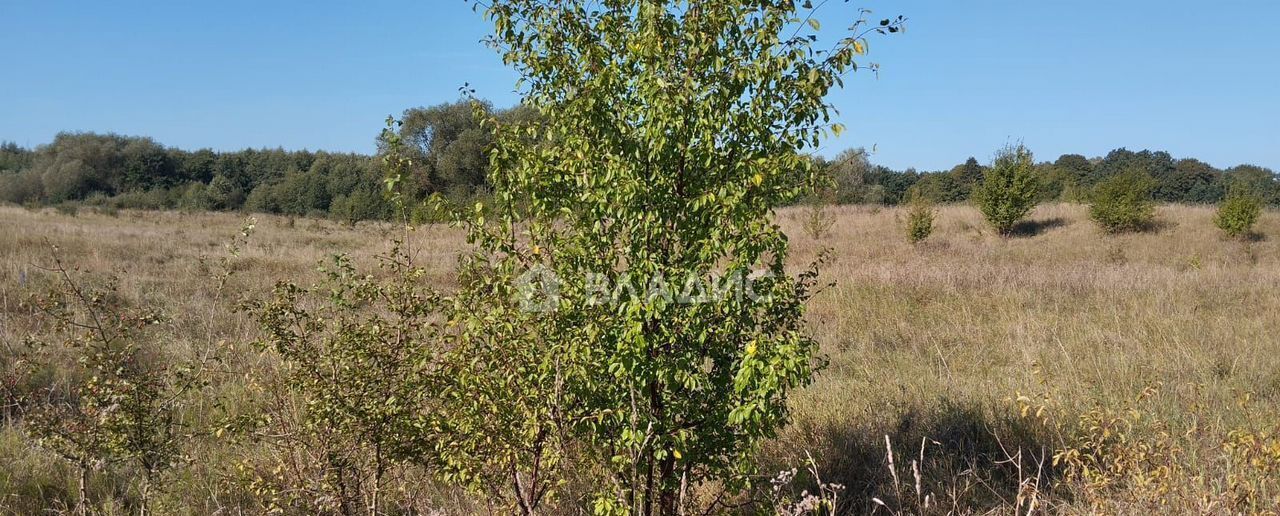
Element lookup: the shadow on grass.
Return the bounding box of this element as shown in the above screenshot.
[766,400,1061,514]
[1009,218,1068,238]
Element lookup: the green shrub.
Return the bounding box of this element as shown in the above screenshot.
[905,196,935,244]
[0,169,44,204]
[974,144,1040,236]
[242,183,280,214]
[20,249,212,515]
[1090,169,1156,233]
[177,182,213,212]
[245,248,439,513]
[801,189,837,240]
[1214,187,1263,239]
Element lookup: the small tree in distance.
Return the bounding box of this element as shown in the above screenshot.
[1090,169,1156,233]
[1215,185,1263,239]
[904,188,935,244]
[974,144,1040,236]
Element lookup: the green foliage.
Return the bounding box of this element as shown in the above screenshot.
[4,129,1277,216]
[974,144,1040,236]
[905,195,935,244]
[1090,169,1156,233]
[947,157,986,201]
[177,182,213,212]
[330,188,392,224]
[1226,165,1280,206]
[429,2,904,513]
[808,148,1279,209]
[205,173,244,210]
[802,190,838,241]
[394,101,497,196]
[909,173,959,204]
[1214,186,1263,239]
[0,169,45,204]
[825,148,888,204]
[242,246,443,514]
[20,248,211,515]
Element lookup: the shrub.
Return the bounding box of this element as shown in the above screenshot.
[802,189,837,241]
[1214,187,1263,239]
[329,188,391,223]
[0,170,45,204]
[177,182,213,212]
[242,183,280,214]
[1090,169,1156,233]
[974,144,1040,236]
[20,248,213,515]
[244,247,441,514]
[905,196,935,244]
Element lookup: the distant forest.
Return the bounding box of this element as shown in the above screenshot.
[2,100,1277,222]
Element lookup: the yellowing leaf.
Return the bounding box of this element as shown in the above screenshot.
[751,173,763,187]
[673,449,682,460]
[853,40,866,55]
[746,343,757,355]
[808,19,821,31]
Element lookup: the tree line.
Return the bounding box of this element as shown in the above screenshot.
[820,147,1279,207]
[3,107,1277,222]
[0,101,530,222]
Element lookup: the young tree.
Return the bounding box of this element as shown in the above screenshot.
[974,144,1040,236]
[244,248,444,515]
[1215,185,1263,239]
[905,193,935,244]
[23,247,210,516]
[447,1,903,513]
[1090,168,1156,233]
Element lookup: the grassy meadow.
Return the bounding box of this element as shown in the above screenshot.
[2,203,1278,514]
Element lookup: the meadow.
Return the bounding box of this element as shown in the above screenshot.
[1,203,1278,514]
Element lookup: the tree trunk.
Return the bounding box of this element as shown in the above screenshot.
[369,445,382,516]
[658,454,677,516]
[138,476,151,516]
[76,464,88,516]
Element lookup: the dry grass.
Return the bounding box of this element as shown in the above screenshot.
[1,203,1278,514]
[775,203,1280,513]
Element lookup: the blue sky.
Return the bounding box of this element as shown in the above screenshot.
[2,0,1277,171]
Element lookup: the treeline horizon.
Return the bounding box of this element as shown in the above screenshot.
[2,100,1278,222]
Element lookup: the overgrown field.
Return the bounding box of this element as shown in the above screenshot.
[2,203,1278,514]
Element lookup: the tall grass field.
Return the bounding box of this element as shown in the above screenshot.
[2,203,1278,514]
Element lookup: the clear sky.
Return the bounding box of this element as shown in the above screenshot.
[2,0,1277,171]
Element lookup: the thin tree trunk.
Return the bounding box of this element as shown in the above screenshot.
[77,464,88,516]
[658,454,676,516]
[512,463,535,516]
[369,445,383,516]
[139,476,151,516]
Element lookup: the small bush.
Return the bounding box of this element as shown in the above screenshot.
[905,197,935,244]
[801,189,837,241]
[974,144,1040,236]
[1214,187,1263,239]
[177,182,213,212]
[1090,169,1156,233]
